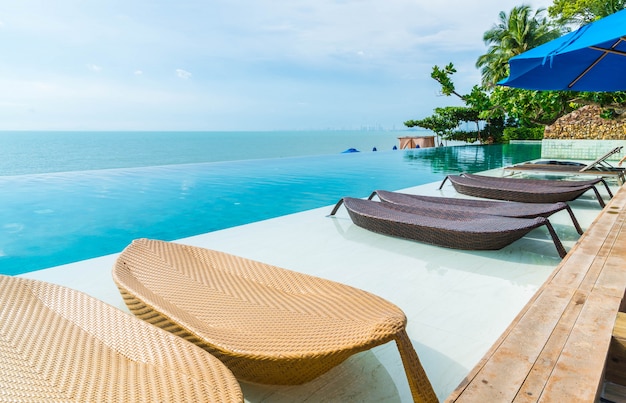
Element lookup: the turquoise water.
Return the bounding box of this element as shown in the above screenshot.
[0,130,412,176]
[0,133,540,275]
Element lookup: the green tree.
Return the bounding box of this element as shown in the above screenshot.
[548,0,625,25]
[476,5,563,87]
[429,64,492,141]
[483,87,575,126]
[404,113,458,144]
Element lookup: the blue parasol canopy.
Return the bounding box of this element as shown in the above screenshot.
[499,9,626,92]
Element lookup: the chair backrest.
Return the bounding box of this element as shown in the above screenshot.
[580,146,623,171]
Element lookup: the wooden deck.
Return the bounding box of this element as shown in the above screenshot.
[446,185,626,402]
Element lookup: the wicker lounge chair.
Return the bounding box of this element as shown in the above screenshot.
[0,275,243,403]
[112,238,438,403]
[503,146,625,185]
[439,173,609,207]
[330,197,567,258]
[368,189,584,234]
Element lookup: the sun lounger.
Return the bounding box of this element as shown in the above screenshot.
[330,197,567,258]
[439,173,608,207]
[368,189,583,234]
[112,238,437,403]
[0,275,243,403]
[503,146,625,184]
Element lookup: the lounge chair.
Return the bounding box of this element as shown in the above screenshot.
[367,189,583,234]
[330,197,567,258]
[439,173,609,207]
[112,238,438,403]
[503,146,625,185]
[0,275,243,402]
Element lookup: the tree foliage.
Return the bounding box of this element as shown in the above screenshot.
[476,5,563,88]
[406,3,626,143]
[483,87,575,126]
[414,64,490,141]
[548,0,625,25]
[404,113,458,139]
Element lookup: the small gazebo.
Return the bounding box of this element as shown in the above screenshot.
[397,136,435,149]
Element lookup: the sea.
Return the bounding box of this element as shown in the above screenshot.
[0,130,541,275]
[0,130,422,176]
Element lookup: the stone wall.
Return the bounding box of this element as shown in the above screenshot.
[540,105,626,160]
[544,105,626,140]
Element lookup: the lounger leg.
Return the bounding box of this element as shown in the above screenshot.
[367,191,379,200]
[589,186,606,208]
[564,205,584,235]
[329,199,345,216]
[599,178,614,198]
[394,329,439,403]
[437,176,450,190]
[544,221,567,258]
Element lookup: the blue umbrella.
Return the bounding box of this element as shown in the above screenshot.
[499,9,626,92]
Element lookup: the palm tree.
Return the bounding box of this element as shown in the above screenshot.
[476,5,563,87]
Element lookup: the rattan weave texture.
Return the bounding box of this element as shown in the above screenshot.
[112,238,438,403]
[440,174,607,207]
[0,275,243,403]
[331,197,567,257]
[460,173,613,196]
[369,190,584,234]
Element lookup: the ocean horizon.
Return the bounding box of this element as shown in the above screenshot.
[0,129,437,176]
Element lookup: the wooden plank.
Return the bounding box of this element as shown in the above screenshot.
[548,251,595,290]
[601,381,626,403]
[448,286,576,403]
[595,257,626,299]
[539,292,620,402]
[445,279,556,400]
[550,206,620,291]
[446,186,626,402]
[513,290,588,402]
[589,213,626,298]
[606,312,626,386]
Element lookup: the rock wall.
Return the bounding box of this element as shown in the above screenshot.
[544,105,626,140]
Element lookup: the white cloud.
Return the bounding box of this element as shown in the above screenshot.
[175,69,192,79]
[0,0,557,130]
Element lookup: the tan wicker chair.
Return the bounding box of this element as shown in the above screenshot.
[0,275,242,402]
[112,238,438,403]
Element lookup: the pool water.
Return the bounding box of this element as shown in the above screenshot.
[0,144,540,275]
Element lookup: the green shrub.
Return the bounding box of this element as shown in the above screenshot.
[503,127,544,141]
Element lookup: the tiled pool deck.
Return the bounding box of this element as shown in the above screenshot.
[20,169,617,402]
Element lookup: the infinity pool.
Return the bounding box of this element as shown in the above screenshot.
[0,144,540,275]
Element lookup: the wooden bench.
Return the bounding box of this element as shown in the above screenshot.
[446,185,626,402]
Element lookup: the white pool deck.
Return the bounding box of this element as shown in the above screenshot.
[19,170,616,402]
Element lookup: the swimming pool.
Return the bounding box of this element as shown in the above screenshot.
[0,143,540,275]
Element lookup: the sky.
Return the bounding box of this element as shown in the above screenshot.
[0,0,554,131]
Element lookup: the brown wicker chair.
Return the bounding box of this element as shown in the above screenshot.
[0,275,243,403]
[330,197,567,258]
[368,189,583,234]
[439,173,609,207]
[112,238,438,403]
